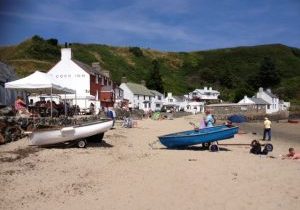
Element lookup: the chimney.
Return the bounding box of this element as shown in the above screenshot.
[141,80,146,86]
[204,87,207,91]
[259,87,263,93]
[61,48,72,60]
[266,88,271,93]
[92,62,101,72]
[121,76,127,83]
[209,87,212,91]
[102,70,110,78]
[167,92,172,97]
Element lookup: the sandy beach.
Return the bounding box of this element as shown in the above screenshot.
[0,114,300,210]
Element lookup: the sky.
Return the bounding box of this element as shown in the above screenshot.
[0,0,300,51]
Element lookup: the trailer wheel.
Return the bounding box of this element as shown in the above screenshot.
[264,143,273,152]
[202,142,211,149]
[77,139,87,148]
[209,144,219,152]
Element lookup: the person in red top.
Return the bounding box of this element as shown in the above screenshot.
[14,96,30,116]
[15,96,26,110]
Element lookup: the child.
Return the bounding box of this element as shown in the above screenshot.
[281,148,300,160]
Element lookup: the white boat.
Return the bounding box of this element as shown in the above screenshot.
[26,119,113,147]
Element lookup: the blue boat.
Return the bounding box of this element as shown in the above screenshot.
[158,125,239,149]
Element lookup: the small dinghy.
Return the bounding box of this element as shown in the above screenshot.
[158,125,239,151]
[26,119,113,147]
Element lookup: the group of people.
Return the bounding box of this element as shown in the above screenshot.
[202,110,299,160]
[14,96,74,117]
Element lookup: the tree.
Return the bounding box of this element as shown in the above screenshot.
[200,67,217,84]
[129,47,144,57]
[47,38,58,46]
[258,57,281,88]
[233,85,255,103]
[32,35,44,42]
[146,59,164,93]
[219,70,237,89]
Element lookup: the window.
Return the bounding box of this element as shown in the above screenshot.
[144,96,146,100]
[156,104,160,108]
[158,96,161,100]
[96,76,99,84]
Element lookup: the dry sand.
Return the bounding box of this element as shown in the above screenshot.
[0,114,300,210]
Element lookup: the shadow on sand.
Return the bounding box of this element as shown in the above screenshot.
[158,146,231,152]
[87,139,113,148]
[40,139,113,149]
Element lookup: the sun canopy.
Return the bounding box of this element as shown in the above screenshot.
[5,71,75,94]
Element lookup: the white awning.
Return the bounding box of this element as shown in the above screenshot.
[5,71,75,94]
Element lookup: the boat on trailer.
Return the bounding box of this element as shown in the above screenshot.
[26,119,113,148]
[158,125,239,151]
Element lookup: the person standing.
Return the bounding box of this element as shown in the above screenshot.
[204,110,215,127]
[263,117,271,141]
[107,108,116,128]
[111,108,116,127]
[89,102,95,115]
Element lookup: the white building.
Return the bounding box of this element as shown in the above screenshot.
[164,92,187,111]
[238,88,289,114]
[150,90,164,111]
[47,48,112,111]
[119,81,154,111]
[189,87,220,101]
[238,95,269,112]
[185,101,205,114]
[114,85,124,108]
[279,100,290,111]
[256,88,280,114]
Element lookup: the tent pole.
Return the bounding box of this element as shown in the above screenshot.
[50,87,53,118]
[64,91,67,117]
[25,91,29,109]
[4,86,6,105]
[75,91,77,115]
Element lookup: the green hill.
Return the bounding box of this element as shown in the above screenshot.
[1,35,300,104]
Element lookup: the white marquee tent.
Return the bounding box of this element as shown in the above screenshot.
[5,71,75,94]
[5,71,76,117]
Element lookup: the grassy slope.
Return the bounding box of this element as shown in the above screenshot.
[0,37,300,103]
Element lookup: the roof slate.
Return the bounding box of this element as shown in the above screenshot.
[126,83,153,96]
[150,90,163,96]
[250,97,270,105]
[72,59,108,76]
[173,96,185,102]
[72,59,96,75]
[264,90,277,98]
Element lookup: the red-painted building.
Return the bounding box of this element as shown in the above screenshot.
[91,63,116,108]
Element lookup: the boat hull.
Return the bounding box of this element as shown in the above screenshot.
[158,125,239,148]
[28,120,113,146]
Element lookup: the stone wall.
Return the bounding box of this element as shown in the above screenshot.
[206,104,289,121]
